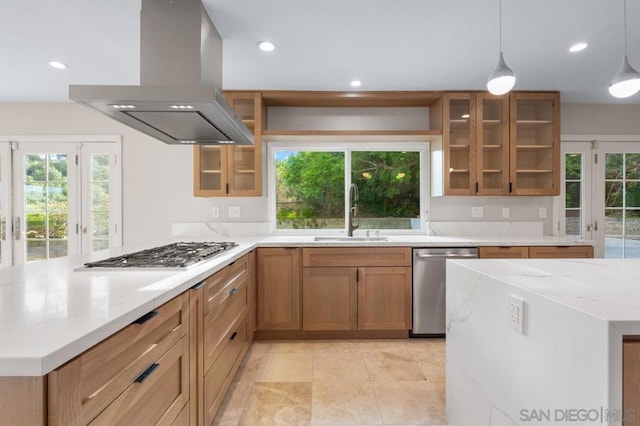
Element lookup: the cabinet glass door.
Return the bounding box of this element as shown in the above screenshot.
[444,94,475,194]
[227,93,262,196]
[510,93,559,195]
[194,145,226,196]
[477,94,509,194]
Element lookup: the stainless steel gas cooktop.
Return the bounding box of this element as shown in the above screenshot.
[82,241,238,269]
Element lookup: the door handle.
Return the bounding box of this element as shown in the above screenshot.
[0,218,5,241]
[13,217,20,240]
[586,224,592,232]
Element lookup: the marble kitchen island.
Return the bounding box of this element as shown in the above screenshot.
[446,258,640,426]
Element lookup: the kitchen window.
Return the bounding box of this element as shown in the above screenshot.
[268,142,427,234]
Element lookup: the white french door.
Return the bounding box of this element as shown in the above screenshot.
[0,143,12,267]
[561,138,640,258]
[13,142,80,264]
[0,138,121,267]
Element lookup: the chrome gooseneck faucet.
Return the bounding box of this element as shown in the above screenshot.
[348,183,359,237]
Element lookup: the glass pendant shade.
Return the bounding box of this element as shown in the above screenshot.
[609,55,640,98]
[487,52,516,95]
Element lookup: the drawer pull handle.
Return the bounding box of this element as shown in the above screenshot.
[229,287,238,295]
[228,261,236,267]
[230,331,238,340]
[190,281,205,290]
[134,363,160,384]
[133,310,159,325]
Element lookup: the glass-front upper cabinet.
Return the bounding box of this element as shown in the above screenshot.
[194,92,264,197]
[509,92,560,195]
[477,93,510,195]
[443,93,476,195]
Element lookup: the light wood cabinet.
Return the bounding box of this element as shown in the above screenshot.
[510,92,560,195]
[528,245,594,258]
[48,293,190,425]
[256,248,302,330]
[303,267,357,330]
[623,338,640,425]
[0,377,46,425]
[301,248,412,332]
[194,92,264,197]
[434,91,559,196]
[478,246,529,259]
[200,253,252,425]
[479,245,594,259]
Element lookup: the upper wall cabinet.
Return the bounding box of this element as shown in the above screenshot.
[194,92,265,197]
[433,91,559,196]
[509,92,560,196]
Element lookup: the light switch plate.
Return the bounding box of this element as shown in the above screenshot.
[502,207,510,219]
[212,207,220,218]
[539,207,547,218]
[507,294,525,334]
[472,207,484,218]
[228,206,241,218]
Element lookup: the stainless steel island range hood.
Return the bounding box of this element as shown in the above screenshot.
[69,0,253,146]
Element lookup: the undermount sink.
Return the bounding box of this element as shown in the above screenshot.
[313,236,389,242]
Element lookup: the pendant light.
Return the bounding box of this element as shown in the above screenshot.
[487,0,516,95]
[609,0,640,98]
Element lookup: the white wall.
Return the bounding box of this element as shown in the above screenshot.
[1,101,638,245]
[0,103,267,245]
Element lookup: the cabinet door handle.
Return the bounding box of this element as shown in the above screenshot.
[133,310,159,325]
[190,281,205,290]
[229,287,238,295]
[230,331,238,340]
[134,363,160,384]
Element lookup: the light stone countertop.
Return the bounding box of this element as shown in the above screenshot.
[445,257,640,426]
[0,234,593,376]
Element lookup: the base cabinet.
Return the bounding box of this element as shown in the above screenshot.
[256,248,301,330]
[478,245,594,259]
[6,251,257,426]
[46,293,190,425]
[301,248,412,332]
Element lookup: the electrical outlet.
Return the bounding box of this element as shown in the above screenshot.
[228,206,241,218]
[507,294,525,334]
[212,207,219,218]
[471,206,484,218]
[502,207,510,219]
[539,207,547,218]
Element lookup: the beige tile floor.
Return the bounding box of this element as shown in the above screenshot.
[214,339,448,426]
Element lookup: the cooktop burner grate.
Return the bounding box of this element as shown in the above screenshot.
[83,241,238,269]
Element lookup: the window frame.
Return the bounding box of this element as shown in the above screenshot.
[268,141,429,235]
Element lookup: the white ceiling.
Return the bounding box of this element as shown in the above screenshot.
[1,0,640,104]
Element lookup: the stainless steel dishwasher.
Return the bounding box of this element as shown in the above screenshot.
[411,247,478,336]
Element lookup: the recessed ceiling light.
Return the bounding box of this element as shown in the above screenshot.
[257,40,276,52]
[569,42,589,53]
[350,80,362,88]
[48,61,67,70]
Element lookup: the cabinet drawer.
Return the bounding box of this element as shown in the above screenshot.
[528,245,594,258]
[303,247,411,267]
[204,315,249,426]
[478,246,529,259]
[48,293,189,425]
[89,336,190,426]
[204,255,249,315]
[204,277,248,372]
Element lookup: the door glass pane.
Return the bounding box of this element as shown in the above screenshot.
[24,154,69,262]
[564,153,583,238]
[275,151,345,230]
[90,154,110,251]
[352,151,421,229]
[604,153,640,258]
